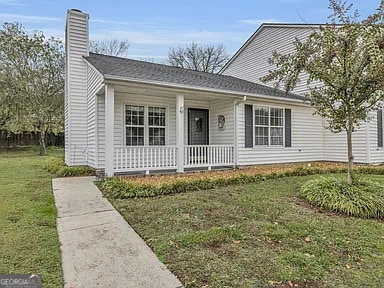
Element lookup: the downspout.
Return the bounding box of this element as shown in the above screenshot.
[234,96,247,167]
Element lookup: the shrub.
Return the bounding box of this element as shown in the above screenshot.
[301,176,384,219]
[43,156,95,177]
[43,156,66,174]
[55,166,95,177]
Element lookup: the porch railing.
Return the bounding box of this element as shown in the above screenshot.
[114,145,234,173]
[114,146,177,172]
[184,145,234,168]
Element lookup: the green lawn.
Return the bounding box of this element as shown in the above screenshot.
[0,148,64,287]
[110,174,384,288]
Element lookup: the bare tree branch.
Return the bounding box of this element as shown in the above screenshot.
[167,42,229,73]
[89,37,130,57]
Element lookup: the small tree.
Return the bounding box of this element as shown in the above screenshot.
[0,22,64,155]
[261,0,384,184]
[167,42,229,73]
[0,87,11,129]
[89,37,130,57]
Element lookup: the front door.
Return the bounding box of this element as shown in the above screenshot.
[188,108,209,145]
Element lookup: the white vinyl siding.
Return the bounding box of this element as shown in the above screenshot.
[221,25,321,95]
[237,100,323,165]
[65,10,89,165]
[86,65,103,168]
[209,99,234,145]
[322,118,368,163]
[224,24,374,165]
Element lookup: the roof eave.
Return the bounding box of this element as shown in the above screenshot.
[103,74,307,104]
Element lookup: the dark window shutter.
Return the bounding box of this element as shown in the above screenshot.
[378,109,383,148]
[245,104,253,148]
[285,108,292,147]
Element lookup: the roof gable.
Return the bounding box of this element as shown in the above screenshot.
[220,23,322,74]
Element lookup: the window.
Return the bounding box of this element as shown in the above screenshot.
[254,107,269,145]
[270,108,284,145]
[148,107,166,145]
[254,107,284,146]
[126,105,144,146]
[125,105,166,146]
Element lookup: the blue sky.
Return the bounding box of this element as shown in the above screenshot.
[0,0,381,62]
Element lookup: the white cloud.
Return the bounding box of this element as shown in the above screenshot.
[90,28,248,46]
[90,18,179,32]
[280,0,309,3]
[240,18,281,26]
[0,13,60,22]
[0,0,26,6]
[90,19,132,25]
[130,54,167,60]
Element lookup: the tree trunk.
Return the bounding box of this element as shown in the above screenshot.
[346,124,354,185]
[38,130,46,156]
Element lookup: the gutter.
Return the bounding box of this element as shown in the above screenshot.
[234,96,247,167]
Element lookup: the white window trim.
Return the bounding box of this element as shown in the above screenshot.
[253,105,285,147]
[123,102,169,146]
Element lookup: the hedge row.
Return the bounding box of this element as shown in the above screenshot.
[99,165,384,199]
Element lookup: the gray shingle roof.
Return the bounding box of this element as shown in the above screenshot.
[85,52,304,101]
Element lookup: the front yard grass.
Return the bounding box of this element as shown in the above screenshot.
[110,174,384,288]
[0,147,64,287]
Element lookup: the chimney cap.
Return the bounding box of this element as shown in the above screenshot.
[70,8,83,13]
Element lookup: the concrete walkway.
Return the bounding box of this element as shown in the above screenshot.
[52,176,183,288]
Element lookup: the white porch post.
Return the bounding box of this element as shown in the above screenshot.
[105,84,115,177]
[176,94,184,173]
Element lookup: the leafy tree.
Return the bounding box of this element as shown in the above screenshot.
[261,0,384,184]
[0,22,64,155]
[167,42,229,73]
[89,37,130,57]
[0,87,11,129]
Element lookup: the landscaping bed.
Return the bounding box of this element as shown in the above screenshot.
[100,162,384,198]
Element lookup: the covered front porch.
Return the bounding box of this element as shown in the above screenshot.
[101,81,239,176]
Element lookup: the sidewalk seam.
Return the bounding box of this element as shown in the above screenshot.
[57,208,115,219]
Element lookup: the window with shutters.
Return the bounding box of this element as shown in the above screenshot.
[125,105,166,146]
[254,107,284,146]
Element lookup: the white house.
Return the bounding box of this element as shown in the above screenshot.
[65,10,384,177]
